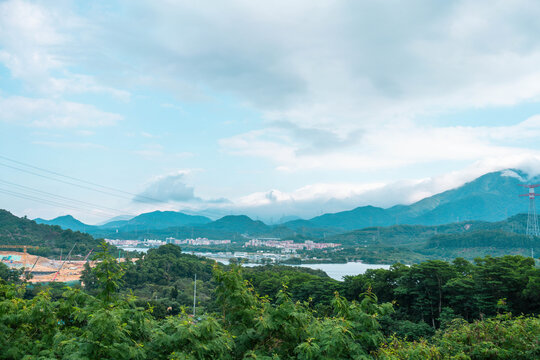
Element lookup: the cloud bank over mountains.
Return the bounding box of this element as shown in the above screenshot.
[131,155,540,222]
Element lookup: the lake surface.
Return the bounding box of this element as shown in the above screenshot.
[293,262,391,281]
[120,247,390,281]
[207,261,390,281]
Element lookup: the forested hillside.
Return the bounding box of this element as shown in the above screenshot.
[5,208,538,265]
[0,210,101,257]
[322,214,539,262]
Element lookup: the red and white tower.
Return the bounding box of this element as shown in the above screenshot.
[519,184,540,238]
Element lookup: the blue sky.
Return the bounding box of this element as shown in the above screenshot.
[2,0,540,224]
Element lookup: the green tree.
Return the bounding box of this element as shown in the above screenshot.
[92,240,126,303]
[395,260,456,328]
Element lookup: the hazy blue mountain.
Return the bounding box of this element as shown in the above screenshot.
[290,169,538,231]
[96,215,133,226]
[277,215,303,224]
[34,211,212,235]
[32,169,540,239]
[94,215,283,241]
[394,170,531,223]
[34,215,95,233]
[326,218,504,247]
[202,215,270,235]
[98,220,130,229]
[100,211,212,231]
[308,205,394,230]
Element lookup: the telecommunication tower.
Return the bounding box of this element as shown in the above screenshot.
[519,184,540,238]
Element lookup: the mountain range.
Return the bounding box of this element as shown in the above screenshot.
[285,169,535,231]
[36,211,212,235]
[34,169,535,238]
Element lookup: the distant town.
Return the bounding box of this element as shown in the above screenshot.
[104,237,342,264]
[105,237,340,251]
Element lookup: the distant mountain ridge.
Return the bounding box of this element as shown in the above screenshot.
[35,215,95,233]
[3,208,536,263]
[100,211,212,231]
[286,169,536,231]
[32,169,537,238]
[35,211,212,234]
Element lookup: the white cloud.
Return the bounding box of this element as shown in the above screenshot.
[114,1,540,128]
[0,96,122,128]
[0,0,129,99]
[0,0,66,79]
[134,171,198,203]
[210,154,540,219]
[6,1,540,223]
[3,0,525,130]
[221,115,540,172]
[5,1,540,133]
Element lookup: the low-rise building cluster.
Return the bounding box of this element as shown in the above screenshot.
[105,238,231,247]
[244,239,340,251]
[166,237,231,245]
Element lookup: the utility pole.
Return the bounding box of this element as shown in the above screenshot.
[193,273,197,317]
[519,184,540,238]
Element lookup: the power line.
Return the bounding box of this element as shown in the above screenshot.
[0,162,134,200]
[0,155,162,203]
[0,187,95,214]
[0,179,127,215]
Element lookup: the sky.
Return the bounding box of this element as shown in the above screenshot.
[3,0,540,224]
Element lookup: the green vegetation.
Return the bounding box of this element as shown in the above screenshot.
[0,209,102,258]
[1,243,539,359]
[313,215,539,263]
[17,205,540,265]
[378,315,540,359]
[421,229,540,260]
[343,256,540,329]
[309,245,427,264]
[0,262,22,284]
[1,240,539,359]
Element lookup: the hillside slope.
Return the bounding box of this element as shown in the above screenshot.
[293,169,535,231]
[1,210,101,257]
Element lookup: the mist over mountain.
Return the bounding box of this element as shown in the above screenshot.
[96,215,134,226]
[32,169,537,238]
[286,169,536,231]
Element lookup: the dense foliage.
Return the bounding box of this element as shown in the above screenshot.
[1,244,539,359]
[81,244,540,330]
[81,243,217,317]
[378,314,540,359]
[0,209,102,257]
[341,255,540,344]
[1,243,396,359]
[426,230,537,249]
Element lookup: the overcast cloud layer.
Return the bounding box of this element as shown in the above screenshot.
[2,0,540,222]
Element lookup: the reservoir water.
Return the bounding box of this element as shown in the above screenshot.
[120,247,390,281]
[233,261,391,280]
[294,262,391,281]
